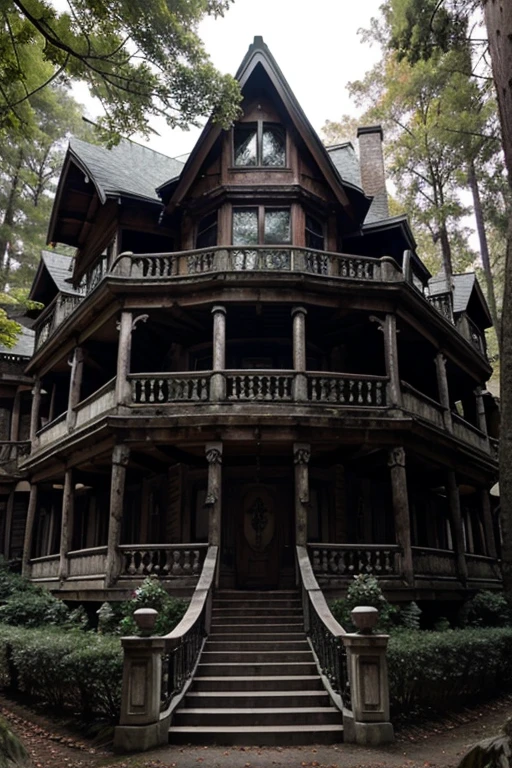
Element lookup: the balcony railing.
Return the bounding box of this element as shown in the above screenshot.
[0,441,30,462]
[30,554,60,580]
[131,373,211,404]
[118,544,208,579]
[465,553,501,581]
[308,543,402,579]
[452,413,489,453]
[412,546,458,579]
[401,381,446,430]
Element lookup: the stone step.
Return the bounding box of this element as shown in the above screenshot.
[208,632,306,641]
[168,724,344,746]
[213,599,302,610]
[209,622,304,634]
[197,661,318,677]
[192,675,324,692]
[173,707,341,727]
[205,640,309,652]
[201,650,313,664]
[184,690,331,708]
[211,609,303,620]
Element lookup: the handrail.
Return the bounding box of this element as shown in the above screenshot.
[75,377,116,412]
[296,545,350,710]
[159,545,218,717]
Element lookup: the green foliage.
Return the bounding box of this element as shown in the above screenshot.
[388,627,512,715]
[118,576,188,636]
[399,601,422,630]
[0,1,242,142]
[0,625,122,721]
[0,716,30,768]
[459,590,511,628]
[330,574,398,631]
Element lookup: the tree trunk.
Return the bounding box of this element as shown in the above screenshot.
[439,220,454,280]
[0,149,24,291]
[468,159,500,337]
[483,0,512,599]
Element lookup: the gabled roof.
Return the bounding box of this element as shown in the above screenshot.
[325,143,361,189]
[428,271,493,328]
[67,137,186,205]
[29,251,78,303]
[0,325,35,359]
[163,37,371,224]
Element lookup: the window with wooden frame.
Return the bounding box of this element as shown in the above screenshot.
[305,213,325,250]
[232,207,291,246]
[233,122,286,167]
[196,211,218,248]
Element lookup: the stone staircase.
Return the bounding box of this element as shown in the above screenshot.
[168,590,344,745]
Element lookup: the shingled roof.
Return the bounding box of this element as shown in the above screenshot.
[0,325,35,359]
[69,137,186,204]
[40,251,76,293]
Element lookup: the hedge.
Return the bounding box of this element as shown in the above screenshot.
[388,627,512,715]
[0,625,122,721]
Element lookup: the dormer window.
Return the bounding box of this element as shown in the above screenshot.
[233,123,286,167]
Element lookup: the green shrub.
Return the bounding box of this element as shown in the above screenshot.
[388,627,512,715]
[0,591,70,628]
[459,590,511,628]
[330,574,398,631]
[0,625,122,721]
[399,601,422,630]
[119,576,188,636]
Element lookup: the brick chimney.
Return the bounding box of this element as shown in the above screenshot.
[357,125,389,218]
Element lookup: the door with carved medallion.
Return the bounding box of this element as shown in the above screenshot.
[235,484,281,589]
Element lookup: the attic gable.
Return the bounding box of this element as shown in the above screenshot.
[163,37,371,225]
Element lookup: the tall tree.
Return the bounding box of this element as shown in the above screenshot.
[0,83,92,291]
[0,0,241,141]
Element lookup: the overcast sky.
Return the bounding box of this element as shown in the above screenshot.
[133,0,384,158]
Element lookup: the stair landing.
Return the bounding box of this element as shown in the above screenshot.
[168,590,343,746]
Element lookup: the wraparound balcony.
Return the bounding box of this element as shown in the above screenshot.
[29,370,497,462]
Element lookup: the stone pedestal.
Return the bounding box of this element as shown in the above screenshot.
[342,632,394,746]
[114,636,169,752]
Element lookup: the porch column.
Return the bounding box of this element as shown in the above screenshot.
[387,447,414,585]
[383,315,401,406]
[3,491,14,559]
[29,377,41,443]
[481,489,497,559]
[445,471,468,583]
[9,388,21,442]
[59,469,74,581]
[435,353,453,432]
[205,442,223,547]
[292,307,308,401]
[475,387,488,435]
[211,306,226,401]
[22,484,38,578]
[294,442,310,546]
[67,346,84,430]
[105,444,131,587]
[115,311,133,406]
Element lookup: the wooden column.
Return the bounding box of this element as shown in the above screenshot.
[294,443,310,546]
[105,444,131,587]
[115,311,133,406]
[383,315,401,406]
[21,484,38,578]
[292,307,308,401]
[59,469,74,581]
[445,471,468,583]
[205,443,223,547]
[67,347,84,429]
[211,306,226,401]
[9,389,21,442]
[435,353,453,432]
[29,378,41,443]
[481,489,497,559]
[475,387,488,435]
[388,447,414,585]
[3,491,14,560]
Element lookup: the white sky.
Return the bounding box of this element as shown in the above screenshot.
[123,0,384,158]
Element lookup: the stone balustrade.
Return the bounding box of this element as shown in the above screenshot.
[309,544,402,578]
[117,544,208,579]
[226,371,294,401]
[307,374,387,406]
[130,373,210,404]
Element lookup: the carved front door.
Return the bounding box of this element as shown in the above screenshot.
[236,484,280,589]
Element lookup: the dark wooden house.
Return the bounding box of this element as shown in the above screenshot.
[12,36,499,605]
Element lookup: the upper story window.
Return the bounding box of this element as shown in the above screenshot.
[233,207,291,245]
[305,214,325,250]
[234,123,286,167]
[196,212,218,248]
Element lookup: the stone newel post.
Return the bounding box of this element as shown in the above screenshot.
[211,305,226,402]
[292,306,308,401]
[294,442,310,546]
[342,606,394,746]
